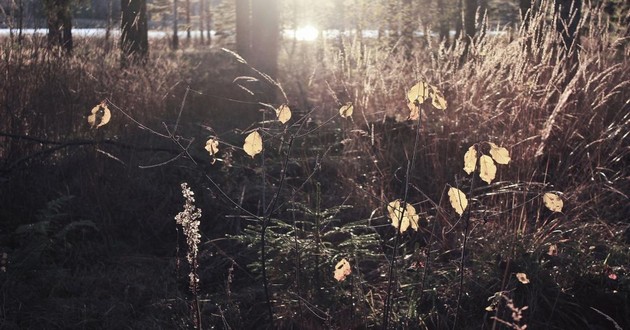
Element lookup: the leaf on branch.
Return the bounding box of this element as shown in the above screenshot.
[339,103,354,118]
[243,131,263,158]
[448,187,468,216]
[543,192,563,212]
[489,142,511,165]
[479,155,497,184]
[407,82,430,104]
[516,272,530,284]
[87,101,111,128]
[276,104,291,124]
[463,145,478,175]
[205,138,219,156]
[387,200,420,234]
[334,258,351,282]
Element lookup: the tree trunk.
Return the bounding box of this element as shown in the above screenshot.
[200,0,205,44]
[464,0,476,42]
[454,0,463,43]
[45,0,73,53]
[186,0,191,41]
[436,0,450,47]
[17,0,24,44]
[121,0,149,64]
[235,0,250,58]
[106,0,113,42]
[387,0,399,45]
[206,3,211,44]
[520,0,532,22]
[401,0,414,58]
[355,0,365,44]
[173,0,179,49]
[555,0,582,52]
[251,0,279,79]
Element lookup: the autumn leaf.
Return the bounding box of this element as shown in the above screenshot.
[339,103,354,118]
[516,273,530,284]
[87,101,111,128]
[276,104,291,124]
[243,131,263,158]
[429,85,447,110]
[448,187,468,216]
[463,145,477,175]
[407,82,430,104]
[479,155,497,184]
[205,138,219,156]
[334,258,352,282]
[488,143,511,165]
[543,192,563,212]
[387,200,420,234]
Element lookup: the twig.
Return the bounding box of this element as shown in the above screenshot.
[260,135,294,326]
[453,164,477,330]
[0,132,184,172]
[383,114,423,329]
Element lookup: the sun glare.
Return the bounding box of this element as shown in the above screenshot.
[294,25,319,41]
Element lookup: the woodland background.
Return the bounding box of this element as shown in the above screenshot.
[0,0,629,329]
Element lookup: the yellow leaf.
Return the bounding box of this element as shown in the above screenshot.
[479,155,497,184]
[205,138,219,156]
[243,131,263,158]
[387,200,419,234]
[429,85,447,110]
[334,258,352,282]
[276,104,291,124]
[448,187,468,216]
[407,102,420,121]
[548,244,558,256]
[339,103,354,118]
[463,145,477,175]
[407,82,430,104]
[516,272,530,284]
[489,143,511,165]
[543,192,563,212]
[87,101,111,128]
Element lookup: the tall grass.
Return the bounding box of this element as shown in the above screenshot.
[0,2,628,329]
[274,2,629,328]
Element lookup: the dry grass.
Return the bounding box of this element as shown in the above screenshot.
[1,3,629,329]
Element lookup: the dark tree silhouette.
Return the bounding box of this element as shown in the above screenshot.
[401,0,414,58]
[185,0,191,41]
[520,0,532,22]
[173,0,179,49]
[464,0,477,42]
[437,0,450,47]
[235,0,251,59]
[121,0,148,64]
[555,0,582,51]
[205,0,212,43]
[44,0,73,53]
[234,0,279,82]
[251,0,279,80]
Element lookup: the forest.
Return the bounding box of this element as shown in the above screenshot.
[0,0,629,329]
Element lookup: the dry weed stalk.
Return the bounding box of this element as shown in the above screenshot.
[175,182,203,329]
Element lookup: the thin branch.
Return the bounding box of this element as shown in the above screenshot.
[0,132,184,172]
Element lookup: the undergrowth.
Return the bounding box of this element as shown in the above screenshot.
[1,3,629,330]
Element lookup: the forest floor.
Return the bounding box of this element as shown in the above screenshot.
[1,12,630,329]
